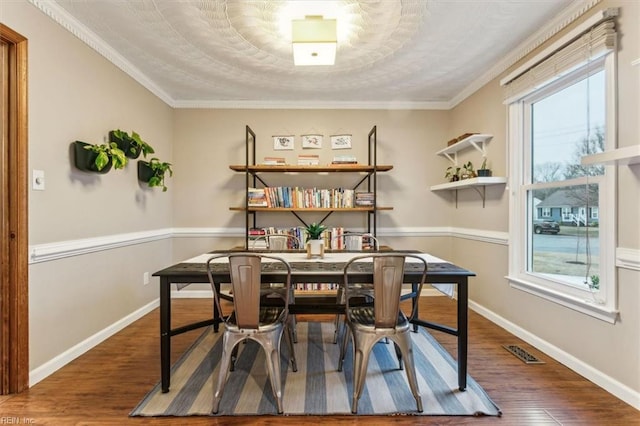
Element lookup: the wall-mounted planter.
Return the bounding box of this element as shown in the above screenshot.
[137,158,173,191]
[73,141,112,174]
[137,160,155,182]
[109,130,141,159]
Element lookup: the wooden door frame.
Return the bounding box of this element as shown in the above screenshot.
[0,23,29,394]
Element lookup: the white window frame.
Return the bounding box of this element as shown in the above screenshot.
[542,207,551,218]
[506,49,618,323]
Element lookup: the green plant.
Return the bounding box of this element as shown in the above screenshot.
[480,157,488,170]
[445,166,461,182]
[141,158,173,191]
[112,129,155,158]
[589,275,600,290]
[84,142,127,171]
[461,161,475,179]
[304,222,327,241]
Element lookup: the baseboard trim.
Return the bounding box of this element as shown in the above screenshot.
[28,299,159,386]
[469,299,640,410]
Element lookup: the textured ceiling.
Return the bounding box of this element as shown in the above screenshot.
[41,0,581,108]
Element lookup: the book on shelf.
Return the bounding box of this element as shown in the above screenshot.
[297,154,320,165]
[247,187,267,207]
[355,191,374,206]
[262,156,286,165]
[331,155,357,164]
[262,187,355,208]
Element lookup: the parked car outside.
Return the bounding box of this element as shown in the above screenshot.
[533,219,560,234]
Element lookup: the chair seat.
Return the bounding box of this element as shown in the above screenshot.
[348,306,410,329]
[226,306,285,331]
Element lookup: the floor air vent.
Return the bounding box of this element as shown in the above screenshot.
[503,345,545,364]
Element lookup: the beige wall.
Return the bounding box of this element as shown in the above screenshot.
[4,1,174,369]
[4,0,638,404]
[449,0,639,396]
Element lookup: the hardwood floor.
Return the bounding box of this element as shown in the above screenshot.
[1,297,637,425]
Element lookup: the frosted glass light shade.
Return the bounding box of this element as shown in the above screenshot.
[292,16,337,66]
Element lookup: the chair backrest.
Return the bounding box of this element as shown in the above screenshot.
[343,254,427,328]
[251,234,301,250]
[331,232,380,251]
[206,253,292,329]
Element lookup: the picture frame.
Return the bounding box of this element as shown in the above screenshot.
[301,134,323,149]
[273,135,294,150]
[331,134,352,150]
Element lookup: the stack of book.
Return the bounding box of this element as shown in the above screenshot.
[248,228,267,249]
[297,154,320,165]
[331,155,357,164]
[355,191,374,206]
[262,157,286,165]
[247,188,267,207]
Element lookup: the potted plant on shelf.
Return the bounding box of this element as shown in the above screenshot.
[109,129,155,159]
[476,158,492,177]
[73,140,127,173]
[445,166,461,182]
[304,222,327,258]
[461,161,475,179]
[137,157,173,191]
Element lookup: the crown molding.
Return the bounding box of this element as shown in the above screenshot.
[449,0,602,109]
[31,0,601,111]
[171,99,451,110]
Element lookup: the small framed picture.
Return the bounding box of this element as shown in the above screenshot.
[302,134,323,149]
[331,134,352,150]
[273,135,294,150]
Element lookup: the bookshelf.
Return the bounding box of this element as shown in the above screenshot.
[230,126,393,249]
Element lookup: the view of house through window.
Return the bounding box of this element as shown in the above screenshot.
[527,70,605,291]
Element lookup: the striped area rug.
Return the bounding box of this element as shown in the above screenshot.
[131,322,501,417]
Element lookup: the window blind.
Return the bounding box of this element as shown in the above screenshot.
[502,19,616,103]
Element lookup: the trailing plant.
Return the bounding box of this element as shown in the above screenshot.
[111,129,155,158]
[139,157,173,192]
[445,166,461,182]
[304,222,327,241]
[84,142,127,171]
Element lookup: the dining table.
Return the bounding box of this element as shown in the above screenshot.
[152,249,475,394]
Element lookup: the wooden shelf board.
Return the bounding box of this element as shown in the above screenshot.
[229,164,393,173]
[230,206,393,212]
[580,146,640,166]
[430,176,507,191]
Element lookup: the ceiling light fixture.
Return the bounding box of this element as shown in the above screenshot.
[292,15,337,66]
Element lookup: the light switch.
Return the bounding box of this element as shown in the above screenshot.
[33,170,45,190]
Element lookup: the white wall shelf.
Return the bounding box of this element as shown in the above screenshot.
[435,134,493,164]
[581,145,640,166]
[430,177,507,208]
[430,176,507,191]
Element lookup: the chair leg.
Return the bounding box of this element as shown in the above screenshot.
[258,327,285,414]
[333,314,341,343]
[394,332,423,412]
[351,332,378,414]
[393,342,404,370]
[285,318,298,372]
[337,319,350,372]
[212,332,243,414]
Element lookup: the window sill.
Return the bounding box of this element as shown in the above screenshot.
[507,276,619,323]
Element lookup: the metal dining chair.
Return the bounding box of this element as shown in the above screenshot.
[337,253,427,414]
[206,253,297,414]
[252,233,301,342]
[331,233,380,343]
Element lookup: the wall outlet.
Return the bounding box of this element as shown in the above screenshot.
[143,272,150,285]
